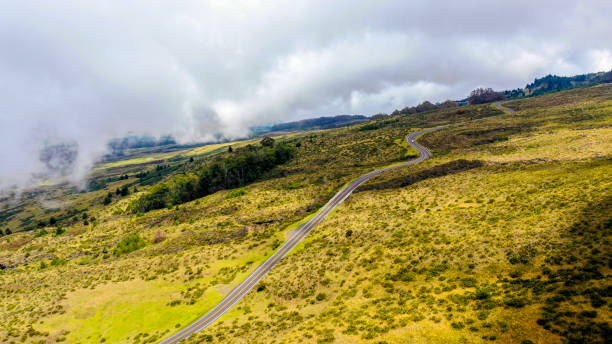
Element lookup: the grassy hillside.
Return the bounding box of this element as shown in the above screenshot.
[0,85,610,344]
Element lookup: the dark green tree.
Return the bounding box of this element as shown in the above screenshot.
[260,137,275,147]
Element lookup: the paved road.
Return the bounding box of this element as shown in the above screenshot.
[492,101,516,114]
[158,127,443,343]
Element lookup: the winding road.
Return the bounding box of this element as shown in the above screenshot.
[159,127,443,343]
[493,101,515,114]
[160,101,515,343]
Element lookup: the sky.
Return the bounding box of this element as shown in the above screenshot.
[1,0,611,190]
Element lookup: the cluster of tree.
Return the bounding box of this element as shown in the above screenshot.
[267,115,368,132]
[0,228,11,236]
[525,70,612,96]
[128,137,295,213]
[36,216,57,228]
[467,88,506,105]
[102,185,131,205]
[107,134,176,156]
[115,185,130,197]
[503,88,526,98]
[390,100,457,116]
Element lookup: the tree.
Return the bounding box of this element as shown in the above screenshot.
[439,100,458,108]
[120,185,129,196]
[468,88,505,105]
[228,145,233,153]
[49,217,57,225]
[5,228,11,235]
[260,137,275,148]
[103,192,112,205]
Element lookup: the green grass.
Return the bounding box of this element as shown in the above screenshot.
[0,84,610,343]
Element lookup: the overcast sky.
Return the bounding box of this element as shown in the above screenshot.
[1,0,611,189]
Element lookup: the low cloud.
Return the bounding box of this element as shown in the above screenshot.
[0,0,611,190]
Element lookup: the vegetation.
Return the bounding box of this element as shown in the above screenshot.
[128,139,295,213]
[0,84,610,343]
[468,88,505,105]
[390,100,457,116]
[114,234,147,256]
[524,70,612,96]
[267,115,368,132]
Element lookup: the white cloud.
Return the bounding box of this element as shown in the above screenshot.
[0,0,611,189]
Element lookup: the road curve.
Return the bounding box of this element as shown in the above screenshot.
[158,127,443,343]
[492,101,516,114]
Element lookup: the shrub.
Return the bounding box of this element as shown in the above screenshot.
[504,296,526,308]
[461,277,477,288]
[50,257,66,266]
[475,288,491,300]
[226,189,247,199]
[35,229,48,237]
[451,321,464,329]
[114,234,146,256]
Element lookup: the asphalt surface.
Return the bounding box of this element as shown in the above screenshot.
[158,126,443,344]
[492,101,516,114]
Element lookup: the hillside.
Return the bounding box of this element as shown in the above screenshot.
[0,85,610,344]
[255,115,369,135]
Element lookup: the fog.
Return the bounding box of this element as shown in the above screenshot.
[1,0,611,189]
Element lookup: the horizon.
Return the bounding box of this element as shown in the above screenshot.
[1,0,611,190]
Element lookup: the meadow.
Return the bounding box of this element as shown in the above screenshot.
[0,85,610,343]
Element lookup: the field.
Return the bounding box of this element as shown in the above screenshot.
[0,85,610,343]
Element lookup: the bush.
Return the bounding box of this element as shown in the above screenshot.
[461,277,477,288]
[226,189,247,199]
[504,296,526,308]
[475,288,491,300]
[35,229,48,237]
[50,257,66,266]
[114,234,146,256]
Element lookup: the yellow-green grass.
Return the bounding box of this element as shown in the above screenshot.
[1,85,610,343]
[180,85,611,343]
[98,155,177,169]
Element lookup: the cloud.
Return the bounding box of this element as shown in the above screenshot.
[0,0,611,189]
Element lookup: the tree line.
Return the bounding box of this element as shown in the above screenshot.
[390,100,458,116]
[128,138,295,213]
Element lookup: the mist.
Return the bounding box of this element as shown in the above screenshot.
[1,0,611,190]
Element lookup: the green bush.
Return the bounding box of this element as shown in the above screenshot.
[226,189,247,199]
[475,288,491,300]
[114,234,146,256]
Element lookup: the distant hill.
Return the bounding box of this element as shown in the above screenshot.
[523,70,612,96]
[502,70,612,99]
[265,114,368,132]
[107,134,176,156]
